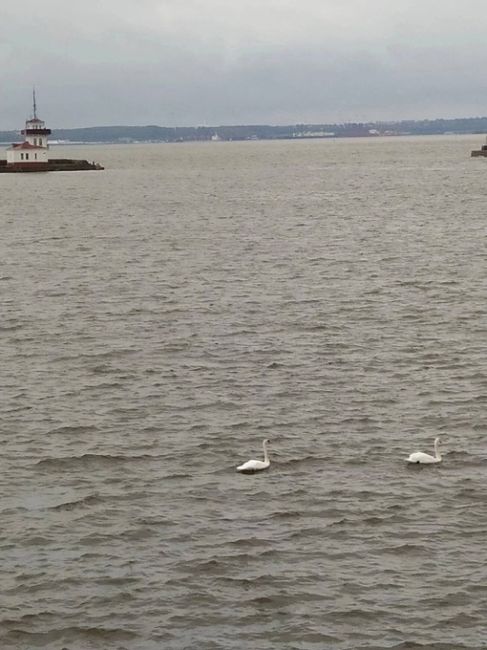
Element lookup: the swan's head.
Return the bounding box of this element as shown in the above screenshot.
[434,437,440,445]
[263,438,270,445]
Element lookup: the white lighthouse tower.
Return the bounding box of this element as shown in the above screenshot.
[6,89,51,171]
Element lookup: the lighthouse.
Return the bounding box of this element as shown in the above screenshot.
[6,89,51,171]
[1,90,103,173]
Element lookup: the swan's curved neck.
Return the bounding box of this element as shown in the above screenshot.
[434,439,441,460]
[263,441,269,463]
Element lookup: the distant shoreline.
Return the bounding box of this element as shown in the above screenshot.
[1,117,486,146]
[0,134,483,148]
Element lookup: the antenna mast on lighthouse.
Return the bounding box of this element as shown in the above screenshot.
[32,87,37,119]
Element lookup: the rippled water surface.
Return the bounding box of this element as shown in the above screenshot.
[2,136,487,649]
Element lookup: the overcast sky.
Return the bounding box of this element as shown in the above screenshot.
[2,0,487,128]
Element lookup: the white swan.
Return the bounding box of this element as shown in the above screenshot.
[406,437,442,464]
[237,439,270,473]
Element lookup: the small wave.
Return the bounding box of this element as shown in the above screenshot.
[53,348,140,363]
[163,472,191,480]
[388,641,468,650]
[91,363,121,374]
[454,487,486,502]
[3,626,137,644]
[194,441,212,449]
[18,535,52,547]
[245,595,274,605]
[173,399,240,412]
[328,607,383,622]
[49,494,103,511]
[270,509,303,520]
[188,423,209,431]
[0,324,23,332]
[80,381,126,391]
[1,506,28,515]
[383,543,426,555]
[446,450,487,466]
[228,421,252,430]
[48,424,99,436]
[362,516,387,525]
[344,457,368,465]
[97,576,140,586]
[220,573,275,585]
[327,517,355,528]
[37,290,66,297]
[277,454,330,468]
[135,516,176,527]
[36,453,161,469]
[227,537,271,548]
[185,558,224,572]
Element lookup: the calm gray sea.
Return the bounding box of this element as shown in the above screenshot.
[1,136,487,650]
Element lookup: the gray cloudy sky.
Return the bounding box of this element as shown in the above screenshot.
[1,0,487,128]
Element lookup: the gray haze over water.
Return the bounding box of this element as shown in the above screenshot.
[1,136,487,649]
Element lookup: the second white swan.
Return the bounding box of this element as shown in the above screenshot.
[237,439,270,473]
[406,437,442,464]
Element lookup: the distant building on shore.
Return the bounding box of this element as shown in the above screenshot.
[292,130,335,139]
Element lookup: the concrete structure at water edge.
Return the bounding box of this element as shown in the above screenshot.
[0,91,103,173]
[471,136,487,157]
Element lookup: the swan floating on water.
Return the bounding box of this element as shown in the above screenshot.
[406,437,442,464]
[237,439,270,473]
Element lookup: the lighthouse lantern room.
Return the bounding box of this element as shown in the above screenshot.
[6,89,51,171]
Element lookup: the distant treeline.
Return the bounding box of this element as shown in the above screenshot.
[1,117,487,144]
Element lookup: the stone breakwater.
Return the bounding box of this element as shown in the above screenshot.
[0,158,103,172]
